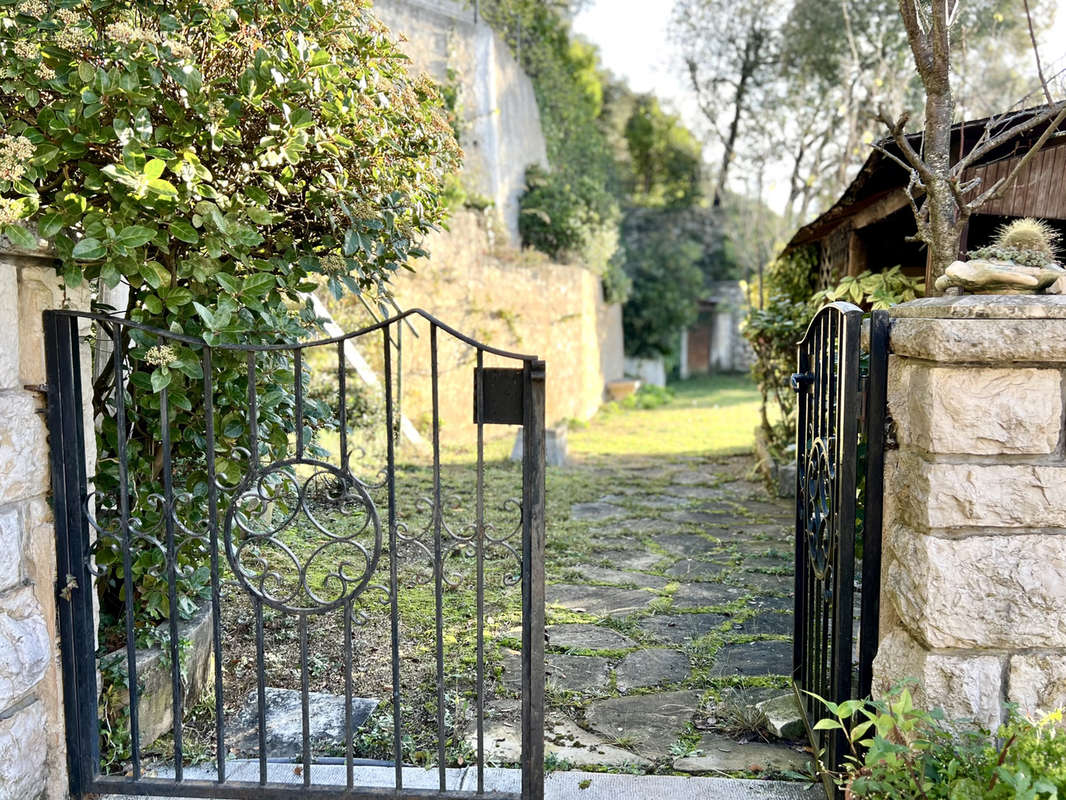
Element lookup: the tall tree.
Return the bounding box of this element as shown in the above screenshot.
[879,0,1066,287]
[671,0,782,207]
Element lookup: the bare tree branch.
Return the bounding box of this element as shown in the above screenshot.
[958,100,1066,170]
[1022,0,1053,105]
[876,107,937,183]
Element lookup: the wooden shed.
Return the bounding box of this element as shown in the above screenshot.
[782,107,1066,293]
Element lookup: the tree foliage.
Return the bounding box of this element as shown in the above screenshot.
[0,0,460,625]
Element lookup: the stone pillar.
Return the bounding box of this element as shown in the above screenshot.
[0,243,91,800]
[873,295,1066,731]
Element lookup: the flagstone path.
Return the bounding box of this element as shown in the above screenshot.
[479,453,813,781]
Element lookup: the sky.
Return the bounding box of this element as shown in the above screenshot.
[572,0,1066,213]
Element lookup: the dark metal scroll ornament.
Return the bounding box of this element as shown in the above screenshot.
[801,436,835,583]
[223,459,382,614]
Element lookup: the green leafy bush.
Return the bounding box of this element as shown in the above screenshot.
[518,164,620,273]
[814,684,1066,799]
[812,266,925,309]
[1,0,460,627]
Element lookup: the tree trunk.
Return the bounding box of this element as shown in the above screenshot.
[921,87,960,293]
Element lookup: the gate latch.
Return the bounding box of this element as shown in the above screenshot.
[790,372,814,393]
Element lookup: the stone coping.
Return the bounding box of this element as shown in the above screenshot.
[891,294,1066,319]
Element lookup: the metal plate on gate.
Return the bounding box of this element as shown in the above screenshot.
[474,367,524,424]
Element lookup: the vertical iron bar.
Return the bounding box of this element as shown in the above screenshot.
[791,340,809,689]
[430,325,447,791]
[45,312,100,793]
[384,328,404,791]
[521,359,546,800]
[859,311,889,699]
[202,347,227,783]
[396,324,403,448]
[338,341,349,475]
[295,348,304,459]
[300,613,311,787]
[344,600,354,789]
[247,352,258,474]
[159,382,184,780]
[475,350,486,793]
[112,325,141,779]
[255,599,268,784]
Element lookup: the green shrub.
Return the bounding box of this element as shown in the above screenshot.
[814,684,1066,799]
[812,266,925,309]
[1,0,460,627]
[518,164,620,273]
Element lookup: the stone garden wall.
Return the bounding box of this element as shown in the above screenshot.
[0,244,92,800]
[873,295,1066,730]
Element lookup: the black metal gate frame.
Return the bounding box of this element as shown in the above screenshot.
[790,302,888,793]
[43,308,546,800]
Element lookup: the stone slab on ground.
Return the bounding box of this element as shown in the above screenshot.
[732,572,793,595]
[666,509,748,526]
[653,532,722,556]
[585,690,702,759]
[637,613,729,644]
[477,714,651,769]
[713,641,793,677]
[738,612,794,637]
[571,502,626,521]
[228,688,377,758]
[593,548,665,571]
[103,762,826,799]
[547,584,652,617]
[547,623,637,651]
[674,734,810,773]
[577,566,670,590]
[665,485,736,501]
[547,653,611,693]
[673,582,746,609]
[667,558,728,581]
[615,648,690,692]
[757,694,806,741]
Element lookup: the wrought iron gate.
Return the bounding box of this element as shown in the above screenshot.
[790,302,888,788]
[44,308,545,800]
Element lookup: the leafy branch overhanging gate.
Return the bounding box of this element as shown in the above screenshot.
[44,308,546,800]
[791,302,889,794]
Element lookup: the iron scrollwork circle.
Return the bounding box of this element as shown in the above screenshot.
[223,459,382,614]
[802,437,835,582]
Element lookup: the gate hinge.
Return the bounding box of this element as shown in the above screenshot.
[790,372,814,393]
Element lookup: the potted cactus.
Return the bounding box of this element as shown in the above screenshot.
[936,217,1065,293]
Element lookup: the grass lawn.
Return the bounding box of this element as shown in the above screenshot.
[568,373,766,460]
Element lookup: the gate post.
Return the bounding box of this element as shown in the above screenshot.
[874,295,1066,729]
[520,359,545,800]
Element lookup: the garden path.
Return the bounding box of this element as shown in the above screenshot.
[480,449,813,781]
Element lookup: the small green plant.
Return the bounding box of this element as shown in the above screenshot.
[619,384,674,411]
[813,683,1066,799]
[669,723,704,758]
[811,266,925,309]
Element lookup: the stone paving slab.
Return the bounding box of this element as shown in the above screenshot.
[653,532,722,555]
[547,584,653,617]
[577,565,671,590]
[104,762,824,799]
[585,690,702,759]
[737,612,794,637]
[547,623,637,650]
[592,548,665,571]
[637,612,729,644]
[547,653,612,693]
[615,648,690,692]
[674,734,811,773]
[572,501,626,520]
[666,558,728,581]
[673,582,746,609]
[713,641,793,677]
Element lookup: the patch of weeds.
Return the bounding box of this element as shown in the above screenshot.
[544,751,574,774]
[713,692,770,741]
[669,722,704,758]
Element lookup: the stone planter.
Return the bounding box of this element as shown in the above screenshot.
[511,423,568,466]
[606,379,640,402]
[99,603,215,749]
[623,357,666,387]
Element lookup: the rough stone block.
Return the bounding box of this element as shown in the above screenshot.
[1008,654,1066,720]
[0,507,20,592]
[0,391,48,506]
[890,450,1066,530]
[0,698,47,800]
[891,318,1066,363]
[884,523,1066,649]
[0,266,18,391]
[872,627,1003,731]
[0,586,50,711]
[888,359,1061,454]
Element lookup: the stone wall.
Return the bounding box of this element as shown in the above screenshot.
[385,211,624,439]
[372,0,549,245]
[873,295,1066,730]
[0,245,92,800]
